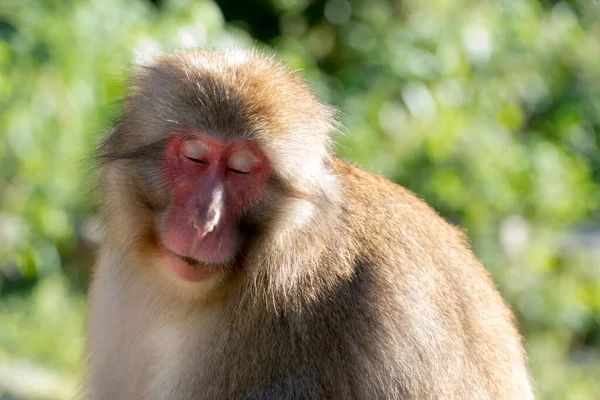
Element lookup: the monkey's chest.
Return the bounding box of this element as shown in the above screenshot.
[146,315,389,399]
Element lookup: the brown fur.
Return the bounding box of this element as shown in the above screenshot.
[84,48,534,399]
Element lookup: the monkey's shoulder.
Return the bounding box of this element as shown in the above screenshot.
[331,157,475,269]
[332,157,429,205]
[332,157,461,231]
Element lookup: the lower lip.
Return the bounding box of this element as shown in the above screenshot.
[162,249,220,282]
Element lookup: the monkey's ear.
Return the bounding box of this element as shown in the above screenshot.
[133,40,164,67]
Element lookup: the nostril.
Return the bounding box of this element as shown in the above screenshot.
[192,208,219,237]
[192,218,201,231]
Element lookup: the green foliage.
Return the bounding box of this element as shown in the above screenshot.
[1,0,598,398]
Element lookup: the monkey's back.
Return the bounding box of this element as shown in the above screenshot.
[327,157,533,399]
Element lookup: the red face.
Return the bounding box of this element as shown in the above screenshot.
[159,130,270,282]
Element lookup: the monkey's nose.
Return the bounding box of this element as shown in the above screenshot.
[192,184,224,237]
[193,204,221,238]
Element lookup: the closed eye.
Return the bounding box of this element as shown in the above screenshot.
[185,156,207,164]
[228,168,250,174]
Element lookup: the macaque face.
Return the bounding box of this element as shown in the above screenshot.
[159,129,270,282]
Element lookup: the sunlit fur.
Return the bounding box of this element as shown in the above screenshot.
[84,48,534,399]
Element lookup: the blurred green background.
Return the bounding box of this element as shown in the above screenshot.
[0,0,599,398]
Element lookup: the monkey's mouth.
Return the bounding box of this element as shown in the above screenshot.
[162,245,204,268]
[162,244,224,268]
[159,244,222,282]
[178,254,206,268]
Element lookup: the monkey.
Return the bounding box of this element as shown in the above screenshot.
[83,48,534,399]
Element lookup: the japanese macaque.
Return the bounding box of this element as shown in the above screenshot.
[84,48,534,399]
